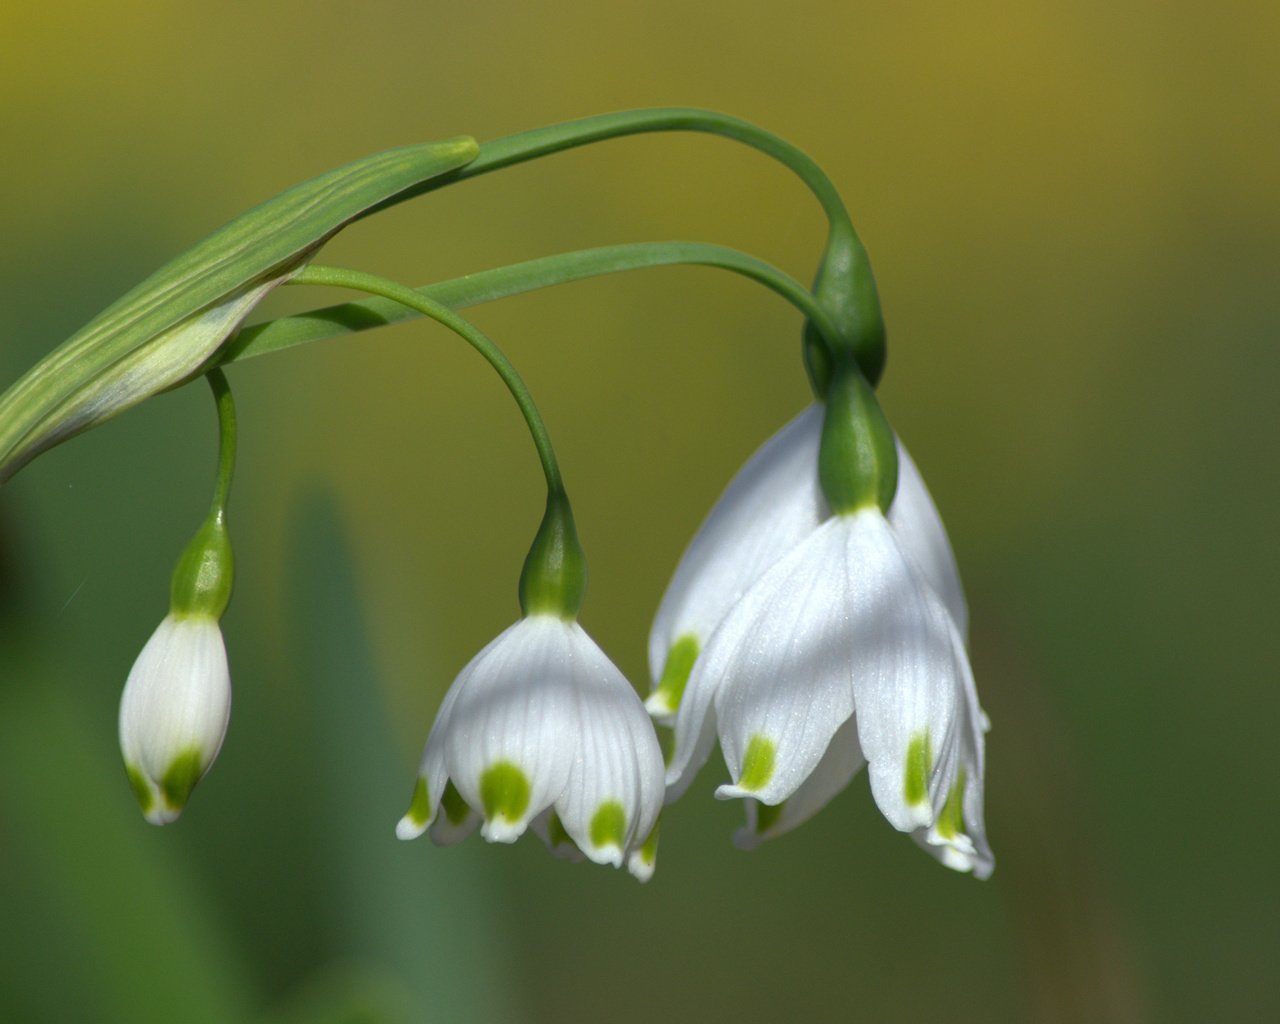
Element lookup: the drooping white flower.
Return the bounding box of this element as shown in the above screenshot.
[648,404,969,723]
[119,612,232,826]
[397,614,665,880]
[652,402,992,877]
[646,406,827,721]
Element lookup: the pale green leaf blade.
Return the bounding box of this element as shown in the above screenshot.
[0,136,479,481]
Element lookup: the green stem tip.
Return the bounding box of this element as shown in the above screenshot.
[169,371,237,620]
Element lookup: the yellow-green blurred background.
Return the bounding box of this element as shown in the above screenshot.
[2,2,1277,1021]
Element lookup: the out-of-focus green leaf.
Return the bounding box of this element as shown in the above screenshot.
[273,489,521,1023]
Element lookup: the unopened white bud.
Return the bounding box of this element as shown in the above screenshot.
[118,613,231,825]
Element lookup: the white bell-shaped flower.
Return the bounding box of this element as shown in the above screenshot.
[118,612,232,826]
[397,614,665,879]
[653,398,992,878]
[648,404,969,724]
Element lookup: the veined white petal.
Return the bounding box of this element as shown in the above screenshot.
[626,817,661,882]
[663,644,726,802]
[118,613,231,826]
[912,619,994,877]
[436,617,580,843]
[396,646,472,840]
[695,519,857,808]
[831,509,961,834]
[552,623,664,867]
[889,441,968,641]
[734,713,865,850]
[648,405,826,715]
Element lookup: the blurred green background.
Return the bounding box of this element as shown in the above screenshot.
[2,2,1277,1021]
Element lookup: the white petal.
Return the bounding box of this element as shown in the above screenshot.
[696,519,857,808]
[626,817,661,882]
[552,623,665,867]
[648,405,826,712]
[888,440,968,641]
[734,713,865,850]
[912,620,994,877]
[663,644,725,802]
[831,509,962,834]
[437,617,580,843]
[396,648,471,840]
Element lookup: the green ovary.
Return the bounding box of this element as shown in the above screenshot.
[479,762,531,825]
[738,735,776,791]
[589,800,627,849]
[903,732,933,807]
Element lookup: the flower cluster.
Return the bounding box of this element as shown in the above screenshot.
[395,380,992,880]
[0,110,993,885]
[64,112,993,882]
[113,372,991,880]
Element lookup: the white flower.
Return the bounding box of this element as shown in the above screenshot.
[396,615,665,880]
[119,613,232,826]
[648,405,968,722]
[652,405,992,878]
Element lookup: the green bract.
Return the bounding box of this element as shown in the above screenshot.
[0,136,479,482]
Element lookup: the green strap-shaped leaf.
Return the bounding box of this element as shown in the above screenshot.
[0,136,479,482]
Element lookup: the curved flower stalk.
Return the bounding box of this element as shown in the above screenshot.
[119,613,232,825]
[396,615,665,880]
[653,391,992,879]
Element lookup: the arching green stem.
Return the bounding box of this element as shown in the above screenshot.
[288,265,565,497]
[360,107,884,381]
[369,109,843,232]
[224,242,840,365]
[206,368,236,516]
[170,368,236,620]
